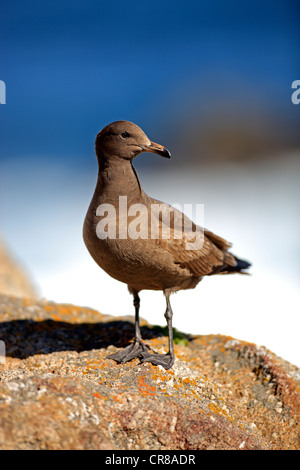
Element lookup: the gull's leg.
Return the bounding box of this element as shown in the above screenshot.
[140,290,175,370]
[108,290,150,363]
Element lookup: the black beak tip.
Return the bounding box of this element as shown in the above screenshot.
[164,148,172,159]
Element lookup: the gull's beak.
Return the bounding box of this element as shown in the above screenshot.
[142,141,171,159]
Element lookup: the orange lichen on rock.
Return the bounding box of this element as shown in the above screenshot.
[0,294,299,450]
[137,374,157,397]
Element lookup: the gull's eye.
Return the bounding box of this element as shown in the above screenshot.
[121,131,130,139]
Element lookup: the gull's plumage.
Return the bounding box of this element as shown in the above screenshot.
[83,120,251,369]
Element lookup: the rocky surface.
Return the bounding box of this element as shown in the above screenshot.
[0,294,299,450]
[0,239,37,299]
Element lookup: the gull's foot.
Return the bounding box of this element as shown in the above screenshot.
[140,351,175,370]
[108,340,150,364]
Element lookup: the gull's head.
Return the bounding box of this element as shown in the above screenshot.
[95,120,171,161]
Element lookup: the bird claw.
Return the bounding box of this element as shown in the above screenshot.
[108,341,174,370]
[107,340,150,364]
[140,351,175,370]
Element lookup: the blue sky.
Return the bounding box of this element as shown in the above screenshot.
[1,0,299,166]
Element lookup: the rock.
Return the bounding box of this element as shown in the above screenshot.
[0,294,299,450]
[0,239,37,299]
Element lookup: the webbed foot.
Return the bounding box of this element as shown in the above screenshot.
[140,351,175,370]
[108,339,150,364]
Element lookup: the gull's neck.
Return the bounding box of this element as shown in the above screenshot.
[95,154,144,204]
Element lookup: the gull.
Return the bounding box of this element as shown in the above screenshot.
[83,121,251,369]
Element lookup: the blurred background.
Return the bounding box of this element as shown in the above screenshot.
[0,0,299,365]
